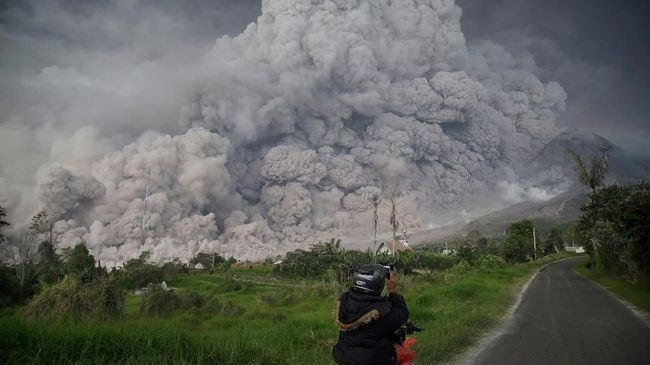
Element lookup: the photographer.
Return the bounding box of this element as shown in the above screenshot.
[332,264,409,365]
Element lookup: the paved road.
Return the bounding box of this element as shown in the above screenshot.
[468,257,650,365]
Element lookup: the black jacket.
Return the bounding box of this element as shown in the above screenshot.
[332,290,409,365]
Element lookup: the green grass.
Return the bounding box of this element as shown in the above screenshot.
[574,259,650,313]
[0,254,572,364]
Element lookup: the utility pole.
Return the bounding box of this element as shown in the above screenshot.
[140,169,151,246]
[389,194,399,258]
[532,226,537,261]
[371,194,381,262]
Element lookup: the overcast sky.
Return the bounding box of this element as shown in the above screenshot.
[1,0,648,152]
[1,0,647,261]
[458,0,650,156]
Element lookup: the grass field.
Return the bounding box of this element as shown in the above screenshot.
[574,259,650,314]
[0,254,570,364]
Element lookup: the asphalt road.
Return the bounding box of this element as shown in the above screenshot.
[468,257,650,365]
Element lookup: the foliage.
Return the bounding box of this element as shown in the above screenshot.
[475,254,505,272]
[567,146,610,192]
[0,266,23,307]
[415,251,458,271]
[1,251,574,365]
[543,228,565,255]
[577,182,650,284]
[37,240,64,284]
[30,208,57,247]
[190,252,225,270]
[139,285,183,316]
[117,251,165,289]
[26,276,123,319]
[161,259,190,276]
[274,239,344,278]
[576,259,650,312]
[500,220,535,263]
[456,243,478,264]
[65,243,97,283]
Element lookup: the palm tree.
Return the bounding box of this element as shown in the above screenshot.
[567,145,610,193]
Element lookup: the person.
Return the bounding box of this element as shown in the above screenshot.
[332,264,410,365]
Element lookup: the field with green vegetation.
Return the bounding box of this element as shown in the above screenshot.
[574,259,650,314]
[0,252,572,365]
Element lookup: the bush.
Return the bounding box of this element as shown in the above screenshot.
[0,266,24,307]
[139,285,182,316]
[221,279,247,292]
[26,276,123,319]
[578,182,650,283]
[181,291,205,309]
[417,252,458,271]
[203,295,222,314]
[117,261,165,290]
[475,254,504,272]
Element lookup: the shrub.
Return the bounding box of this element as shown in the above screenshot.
[417,252,458,271]
[0,266,24,307]
[181,291,205,309]
[139,285,182,316]
[578,182,650,283]
[26,276,123,319]
[475,254,504,272]
[203,295,222,314]
[221,300,245,316]
[221,279,247,292]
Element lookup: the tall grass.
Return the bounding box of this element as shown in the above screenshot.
[0,254,571,364]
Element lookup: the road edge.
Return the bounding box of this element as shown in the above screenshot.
[573,265,650,329]
[451,256,582,365]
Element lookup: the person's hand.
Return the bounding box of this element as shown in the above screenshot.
[386,271,397,294]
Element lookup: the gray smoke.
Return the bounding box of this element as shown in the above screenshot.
[1,0,569,265]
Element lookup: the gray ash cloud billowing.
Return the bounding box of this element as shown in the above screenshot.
[1,0,570,265]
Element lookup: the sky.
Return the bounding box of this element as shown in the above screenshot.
[2,0,648,149]
[458,0,650,156]
[0,0,648,263]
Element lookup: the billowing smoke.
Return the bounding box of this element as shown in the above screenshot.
[1,0,569,265]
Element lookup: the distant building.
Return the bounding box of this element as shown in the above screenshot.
[566,246,586,254]
[441,248,456,256]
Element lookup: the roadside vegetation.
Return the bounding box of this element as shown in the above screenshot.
[575,260,650,313]
[568,146,650,312]
[0,204,577,364]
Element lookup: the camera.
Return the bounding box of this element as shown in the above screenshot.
[382,265,392,279]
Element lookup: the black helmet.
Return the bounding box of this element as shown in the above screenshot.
[352,264,390,295]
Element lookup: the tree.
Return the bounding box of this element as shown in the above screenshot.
[567,145,610,193]
[466,230,481,244]
[37,240,63,284]
[190,252,225,270]
[577,183,650,283]
[30,208,57,248]
[66,243,96,283]
[501,220,536,263]
[544,228,564,255]
[10,229,39,296]
[0,205,9,244]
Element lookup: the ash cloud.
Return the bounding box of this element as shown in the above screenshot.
[1,0,571,265]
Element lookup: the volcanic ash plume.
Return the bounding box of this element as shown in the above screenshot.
[19,0,567,265]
